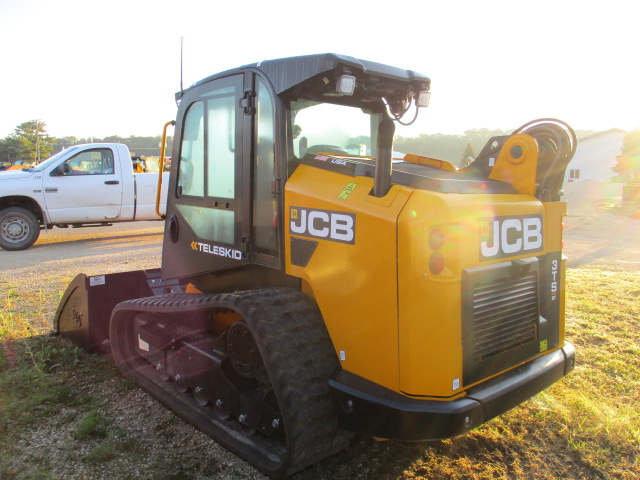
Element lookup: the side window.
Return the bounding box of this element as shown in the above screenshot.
[61,149,115,175]
[177,102,205,197]
[253,78,277,252]
[175,76,241,246]
[207,87,236,198]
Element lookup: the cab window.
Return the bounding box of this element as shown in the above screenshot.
[177,101,205,197]
[175,76,242,246]
[253,78,277,253]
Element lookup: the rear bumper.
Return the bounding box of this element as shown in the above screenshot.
[329,343,575,441]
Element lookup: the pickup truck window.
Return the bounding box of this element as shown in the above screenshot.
[33,147,80,172]
[60,148,116,175]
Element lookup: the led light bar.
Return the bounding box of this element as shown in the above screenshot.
[417,90,431,107]
[337,75,356,95]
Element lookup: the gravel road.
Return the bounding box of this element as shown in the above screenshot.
[562,182,640,270]
[0,221,165,271]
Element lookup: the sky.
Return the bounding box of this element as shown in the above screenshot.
[0,0,638,140]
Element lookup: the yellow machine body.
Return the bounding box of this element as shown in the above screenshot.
[54,54,577,476]
[285,160,566,399]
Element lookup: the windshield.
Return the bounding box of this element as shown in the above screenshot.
[291,101,376,158]
[31,147,80,172]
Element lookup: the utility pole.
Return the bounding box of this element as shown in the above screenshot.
[35,124,40,163]
[34,119,42,164]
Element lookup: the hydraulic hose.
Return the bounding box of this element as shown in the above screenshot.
[512,118,577,201]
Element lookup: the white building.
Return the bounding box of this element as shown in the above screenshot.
[565,129,627,183]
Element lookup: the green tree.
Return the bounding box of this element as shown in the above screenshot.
[0,137,21,165]
[395,128,510,166]
[8,120,57,164]
[102,135,125,144]
[612,129,640,182]
[54,136,82,151]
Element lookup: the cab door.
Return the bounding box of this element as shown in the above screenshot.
[161,72,286,281]
[161,74,246,279]
[250,75,280,268]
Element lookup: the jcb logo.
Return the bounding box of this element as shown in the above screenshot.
[290,207,355,244]
[480,215,543,260]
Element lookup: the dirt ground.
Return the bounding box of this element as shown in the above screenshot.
[0,220,164,270]
[562,182,640,270]
[1,182,638,479]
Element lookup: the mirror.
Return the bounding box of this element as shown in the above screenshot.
[53,163,70,176]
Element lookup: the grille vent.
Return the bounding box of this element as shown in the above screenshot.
[471,272,538,362]
[462,258,541,386]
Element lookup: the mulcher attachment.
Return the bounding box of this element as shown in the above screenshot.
[109,288,349,478]
[54,269,183,353]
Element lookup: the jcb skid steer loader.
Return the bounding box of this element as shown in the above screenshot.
[55,53,576,478]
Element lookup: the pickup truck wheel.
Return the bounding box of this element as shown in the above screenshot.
[0,207,40,251]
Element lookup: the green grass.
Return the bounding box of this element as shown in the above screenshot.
[75,409,112,440]
[0,337,95,432]
[83,426,140,463]
[0,267,638,479]
[317,266,640,480]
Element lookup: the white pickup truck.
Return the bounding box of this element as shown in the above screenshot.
[0,143,168,250]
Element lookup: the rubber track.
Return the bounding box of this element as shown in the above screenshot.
[111,288,350,477]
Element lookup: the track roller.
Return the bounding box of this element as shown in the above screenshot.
[109,288,349,477]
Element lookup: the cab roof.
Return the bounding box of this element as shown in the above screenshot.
[189,53,430,96]
[246,53,430,94]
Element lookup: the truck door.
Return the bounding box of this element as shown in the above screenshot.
[161,72,283,280]
[43,147,123,223]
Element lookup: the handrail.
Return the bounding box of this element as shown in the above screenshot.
[156,120,175,218]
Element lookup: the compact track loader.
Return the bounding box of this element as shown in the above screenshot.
[55,53,576,477]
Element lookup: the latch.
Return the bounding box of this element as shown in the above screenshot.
[240,90,256,115]
[240,236,252,259]
[271,177,282,195]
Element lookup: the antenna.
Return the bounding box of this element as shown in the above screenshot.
[175,37,184,105]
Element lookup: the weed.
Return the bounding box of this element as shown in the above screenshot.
[0,247,638,478]
[0,465,18,480]
[29,470,57,480]
[84,441,117,463]
[0,344,8,372]
[0,310,36,340]
[83,427,140,464]
[0,367,77,429]
[75,409,111,440]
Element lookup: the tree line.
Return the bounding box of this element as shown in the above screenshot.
[0,120,172,167]
[2,119,637,181]
[395,128,512,166]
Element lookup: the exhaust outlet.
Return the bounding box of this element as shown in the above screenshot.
[373,118,395,197]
